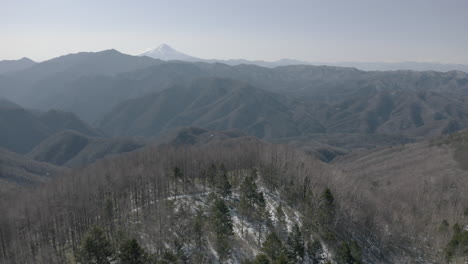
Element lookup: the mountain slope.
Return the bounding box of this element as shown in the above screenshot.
[153,126,262,148]
[0,99,100,153]
[331,131,468,262]
[0,57,36,75]
[28,130,144,167]
[98,78,324,138]
[0,49,161,105]
[2,54,468,141]
[33,62,208,123]
[329,61,468,73]
[0,147,62,192]
[2,133,456,263]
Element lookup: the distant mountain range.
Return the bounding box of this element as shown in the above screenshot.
[138,43,468,72]
[0,57,36,74]
[139,43,309,68]
[1,49,468,146]
[0,97,99,153]
[1,44,467,73]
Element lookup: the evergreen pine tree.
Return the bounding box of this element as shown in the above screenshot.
[335,242,353,264]
[255,191,270,245]
[239,175,259,234]
[253,254,270,264]
[217,164,232,199]
[335,241,362,264]
[207,163,217,188]
[193,207,205,251]
[104,197,115,234]
[209,196,234,262]
[80,226,114,264]
[173,166,183,197]
[307,240,324,264]
[318,188,335,231]
[262,232,283,261]
[119,238,146,264]
[275,204,288,241]
[285,223,304,262]
[349,240,362,264]
[274,251,289,264]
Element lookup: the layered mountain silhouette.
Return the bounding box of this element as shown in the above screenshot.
[0,98,99,153]
[0,57,36,75]
[28,130,144,167]
[1,50,467,146]
[0,147,62,190]
[139,44,309,67]
[0,49,161,106]
[139,43,468,72]
[98,78,324,138]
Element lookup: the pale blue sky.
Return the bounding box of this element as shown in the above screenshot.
[2,0,468,63]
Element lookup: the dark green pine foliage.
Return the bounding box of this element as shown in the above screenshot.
[286,223,304,262]
[239,175,258,217]
[193,207,205,251]
[207,163,217,188]
[253,254,270,264]
[173,166,183,197]
[79,226,114,264]
[209,196,234,262]
[349,241,362,264]
[119,238,146,264]
[157,251,179,264]
[335,241,362,264]
[275,204,288,241]
[217,163,232,199]
[239,174,260,234]
[318,188,335,232]
[255,191,271,244]
[274,251,290,264]
[262,232,283,261]
[308,239,324,264]
[444,223,468,263]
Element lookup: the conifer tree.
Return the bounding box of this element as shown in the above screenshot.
[253,254,270,264]
[79,226,114,264]
[193,207,205,251]
[119,238,146,264]
[308,240,324,264]
[217,164,232,199]
[207,163,217,188]
[173,166,183,197]
[349,240,362,264]
[286,223,304,262]
[104,197,115,234]
[275,204,288,241]
[262,232,283,261]
[209,196,233,262]
[318,188,335,231]
[335,241,362,264]
[255,191,270,245]
[239,175,258,234]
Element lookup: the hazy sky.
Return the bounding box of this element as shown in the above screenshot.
[2,0,468,63]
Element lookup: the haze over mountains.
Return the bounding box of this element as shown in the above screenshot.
[0,57,36,74]
[138,43,468,72]
[1,46,467,263]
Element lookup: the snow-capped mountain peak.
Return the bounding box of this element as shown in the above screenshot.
[139,44,201,62]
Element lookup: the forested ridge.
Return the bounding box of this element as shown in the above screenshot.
[0,141,369,264]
